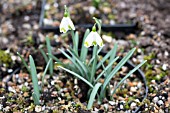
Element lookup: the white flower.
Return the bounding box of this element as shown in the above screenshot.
[84,30,104,48]
[60,16,75,33]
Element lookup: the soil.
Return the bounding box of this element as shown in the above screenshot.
[0,0,170,112]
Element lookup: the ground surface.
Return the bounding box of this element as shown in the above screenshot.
[0,0,170,112]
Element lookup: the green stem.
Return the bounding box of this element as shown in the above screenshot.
[90,46,98,83]
[71,30,78,56]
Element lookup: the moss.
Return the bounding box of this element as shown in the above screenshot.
[0,50,12,67]
[21,85,28,92]
[144,53,155,61]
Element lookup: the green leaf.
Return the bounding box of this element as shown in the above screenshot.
[59,49,85,77]
[17,52,30,73]
[58,66,93,88]
[111,60,147,95]
[29,55,40,101]
[88,46,103,66]
[80,29,90,62]
[90,46,98,83]
[107,43,117,73]
[32,93,40,105]
[101,48,136,97]
[95,56,119,82]
[41,58,52,89]
[74,31,79,56]
[46,36,53,75]
[47,53,61,63]
[67,49,89,79]
[39,48,49,63]
[97,47,116,69]
[87,82,102,109]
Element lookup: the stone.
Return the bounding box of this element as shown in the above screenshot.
[130,102,137,109]
[162,64,168,71]
[35,105,42,112]
[157,100,164,106]
[153,96,159,103]
[109,101,116,106]
[102,35,112,43]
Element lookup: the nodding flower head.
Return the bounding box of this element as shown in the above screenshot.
[84,25,104,48]
[60,5,75,33]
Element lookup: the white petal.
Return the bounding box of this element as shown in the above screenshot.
[67,17,75,30]
[84,32,95,48]
[60,17,69,33]
[94,32,104,47]
[60,17,75,33]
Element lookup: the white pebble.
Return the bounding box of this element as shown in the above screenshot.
[0,104,2,110]
[120,104,124,109]
[164,51,169,56]
[109,101,116,106]
[43,19,53,26]
[130,102,137,109]
[153,97,159,103]
[104,104,108,110]
[102,35,112,43]
[44,4,50,10]
[35,105,42,112]
[8,87,16,93]
[158,100,164,106]
[130,87,137,92]
[24,16,30,21]
[162,64,168,71]
[89,6,96,14]
[137,82,142,88]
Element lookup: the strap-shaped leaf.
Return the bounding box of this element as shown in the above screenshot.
[111,60,147,95]
[17,52,30,73]
[88,46,103,66]
[59,49,85,77]
[32,93,40,105]
[95,56,119,82]
[67,49,89,79]
[29,55,40,100]
[101,48,136,96]
[47,53,61,63]
[80,29,90,62]
[58,66,93,88]
[41,58,52,89]
[87,82,102,109]
[39,48,48,63]
[46,36,53,75]
[107,43,117,73]
[97,45,117,69]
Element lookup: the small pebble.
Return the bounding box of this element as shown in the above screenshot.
[120,104,124,110]
[157,100,164,106]
[153,96,159,103]
[35,105,42,112]
[89,6,96,14]
[44,4,50,10]
[130,87,137,92]
[104,104,108,110]
[130,102,137,109]
[8,87,16,93]
[109,101,116,106]
[162,64,168,71]
[102,35,112,43]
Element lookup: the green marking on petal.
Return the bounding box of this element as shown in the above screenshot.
[60,28,66,33]
[92,41,97,46]
[100,42,103,47]
[84,42,89,47]
[68,25,72,29]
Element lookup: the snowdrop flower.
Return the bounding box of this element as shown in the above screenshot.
[84,25,104,48]
[60,6,75,33]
